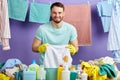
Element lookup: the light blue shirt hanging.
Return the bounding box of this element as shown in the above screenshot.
[29,1,50,23]
[97,1,113,32]
[8,0,29,21]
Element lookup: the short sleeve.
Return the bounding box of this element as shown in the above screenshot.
[35,27,43,40]
[70,26,78,42]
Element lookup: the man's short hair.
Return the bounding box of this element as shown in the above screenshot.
[50,2,65,11]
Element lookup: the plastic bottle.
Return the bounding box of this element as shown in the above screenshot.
[38,65,46,80]
[81,71,88,80]
[62,65,70,80]
[70,65,78,80]
[57,65,64,80]
[28,59,40,80]
[76,65,83,80]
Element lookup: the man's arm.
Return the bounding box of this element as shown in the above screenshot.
[70,38,79,52]
[32,37,42,52]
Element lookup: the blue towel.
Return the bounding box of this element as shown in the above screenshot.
[29,2,50,23]
[2,58,22,70]
[8,0,29,21]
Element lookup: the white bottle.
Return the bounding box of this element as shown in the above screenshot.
[62,65,70,80]
[38,65,46,80]
[81,71,88,80]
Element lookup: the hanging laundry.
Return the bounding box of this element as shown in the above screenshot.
[29,2,50,23]
[97,1,113,32]
[63,4,92,46]
[0,0,11,50]
[107,2,120,50]
[107,1,120,63]
[44,45,72,68]
[112,50,120,63]
[8,0,29,21]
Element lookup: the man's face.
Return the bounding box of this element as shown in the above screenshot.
[50,6,65,23]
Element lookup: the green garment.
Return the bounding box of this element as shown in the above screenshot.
[99,64,117,78]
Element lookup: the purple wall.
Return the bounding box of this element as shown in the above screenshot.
[1,0,119,68]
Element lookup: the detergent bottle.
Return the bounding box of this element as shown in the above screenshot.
[28,59,40,80]
[70,65,78,80]
[57,65,64,80]
[38,65,46,80]
[62,65,70,80]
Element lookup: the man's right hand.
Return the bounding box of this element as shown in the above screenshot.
[38,43,49,53]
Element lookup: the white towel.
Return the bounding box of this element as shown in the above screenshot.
[44,45,72,68]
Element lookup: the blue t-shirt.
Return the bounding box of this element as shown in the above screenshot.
[35,21,77,45]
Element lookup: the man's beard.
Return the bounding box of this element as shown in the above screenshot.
[52,17,63,23]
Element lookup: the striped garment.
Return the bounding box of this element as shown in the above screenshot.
[107,1,120,51]
[0,0,11,50]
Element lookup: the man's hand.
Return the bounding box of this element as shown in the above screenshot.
[38,44,49,53]
[66,45,77,55]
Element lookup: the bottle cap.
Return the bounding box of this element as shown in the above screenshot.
[59,65,63,67]
[32,59,36,64]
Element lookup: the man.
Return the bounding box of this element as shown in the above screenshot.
[32,2,78,56]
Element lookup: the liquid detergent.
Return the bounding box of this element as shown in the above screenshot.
[62,65,70,80]
[57,65,64,80]
[29,59,40,80]
[38,65,46,80]
[23,70,36,80]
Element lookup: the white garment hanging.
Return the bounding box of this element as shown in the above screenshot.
[44,45,72,68]
[107,1,120,50]
[0,0,11,50]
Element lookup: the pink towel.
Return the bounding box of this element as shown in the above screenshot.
[64,4,92,46]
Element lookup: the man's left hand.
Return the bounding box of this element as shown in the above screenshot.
[66,45,77,55]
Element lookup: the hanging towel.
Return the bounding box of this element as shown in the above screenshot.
[63,4,92,46]
[0,0,11,50]
[44,45,72,68]
[8,0,29,21]
[29,2,50,23]
[97,1,113,32]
